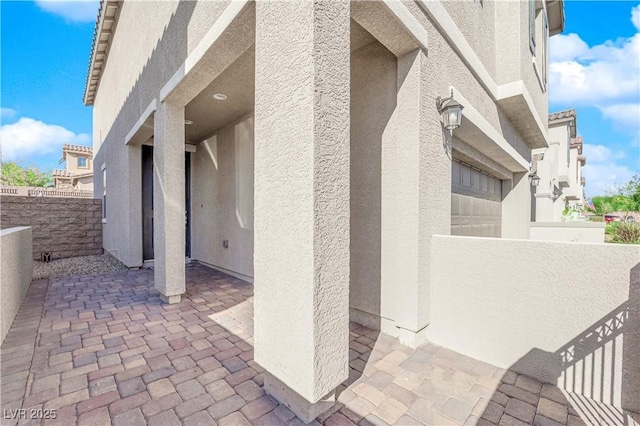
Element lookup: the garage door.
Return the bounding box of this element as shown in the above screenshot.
[451,159,502,237]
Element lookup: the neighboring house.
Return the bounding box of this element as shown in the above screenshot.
[532,109,587,221]
[567,135,587,209]
[84,0,565,419]
[52,144,94,191]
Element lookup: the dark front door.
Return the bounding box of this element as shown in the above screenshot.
[185,152,191,258]
[142,145,154,260]
[141,146,191,261]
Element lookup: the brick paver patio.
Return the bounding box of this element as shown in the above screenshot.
[1,264,638,426]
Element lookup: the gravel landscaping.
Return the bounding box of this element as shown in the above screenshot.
[33,252,129,280]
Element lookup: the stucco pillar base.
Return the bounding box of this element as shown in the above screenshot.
[160,294,182,304]
[264,373,336,424]
[380,318,428,349]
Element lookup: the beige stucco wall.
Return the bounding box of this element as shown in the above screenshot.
[428,235,640,411]
[191,116,254,279]
[76,176,94,192]
[530,222,605,243]
[534,122,571,221]
[441,0,496,79]
[410,0,545,157]
[65,152,92,174]
[92,1,230,267]
[0,227,33,344]
[349,38,396,326]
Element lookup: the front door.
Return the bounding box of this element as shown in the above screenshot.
[142,146,191,261]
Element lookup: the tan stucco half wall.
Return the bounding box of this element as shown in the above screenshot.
[428,235,640,412]
[0,227,33,344]
[530,222,605,243]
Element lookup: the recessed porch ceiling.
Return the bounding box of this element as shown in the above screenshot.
[184,46,255,144]
[184,20,381,144]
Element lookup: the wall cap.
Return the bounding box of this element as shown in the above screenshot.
[530,222,605,229]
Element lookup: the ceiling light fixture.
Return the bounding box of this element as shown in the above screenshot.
[213,93,227,101]
[184,120,193,125]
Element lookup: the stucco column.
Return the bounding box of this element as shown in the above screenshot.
[253,1,350,422]
[502,172,532,238]
[127,145,143,267]
[382,49,451,347]
[153,101,185,304]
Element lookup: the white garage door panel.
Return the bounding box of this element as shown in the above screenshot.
[451,160,502,238]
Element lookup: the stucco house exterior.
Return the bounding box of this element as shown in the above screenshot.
[532,109,587,222]
[52,144,94,191]
[82,0,594,420]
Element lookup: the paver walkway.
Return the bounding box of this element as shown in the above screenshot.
[1,264,638,426]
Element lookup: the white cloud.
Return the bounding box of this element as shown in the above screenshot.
[549,5,640,131]
[0,117,91,162]
[548,4,640,196]
[582,143,637,196]
[599,103,640,130]
[632,4,640,30]
[584,144,626,163]
[36,0,99,23]
[549,33,589,63]
[548,34,640,106]
[1,108,16,119]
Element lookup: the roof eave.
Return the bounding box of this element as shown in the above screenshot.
[546,0,565,37]
[83,1,120,106]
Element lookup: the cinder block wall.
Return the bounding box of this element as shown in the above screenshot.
[0,196,103,260]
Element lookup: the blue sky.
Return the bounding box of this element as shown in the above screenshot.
[1,1,639,196]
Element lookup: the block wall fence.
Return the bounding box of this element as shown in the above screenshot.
[0,196,103,260]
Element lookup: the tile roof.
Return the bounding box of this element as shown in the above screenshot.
[63,144,93,154]
[84,0,120,106]
[531,153,544,174]
[53,170,93,179]
[570,136,583,154]
[53,169,74,177]
[548,109,576,122]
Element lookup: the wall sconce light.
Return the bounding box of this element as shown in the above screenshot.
[436,90,464,133]
[529,173,540,187]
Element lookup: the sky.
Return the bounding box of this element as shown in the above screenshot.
[1,0,639,197]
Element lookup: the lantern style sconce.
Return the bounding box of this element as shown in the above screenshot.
[529,173,540,187]
[436,90,464,133]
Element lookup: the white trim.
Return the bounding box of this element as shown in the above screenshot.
[416,0,498,98]
[185,144,197,153]
[381,0,429,52]
[159,0,251,104]
[125,99,157,145]
[452,87,530,171]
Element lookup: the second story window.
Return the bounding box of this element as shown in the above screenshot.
[531,0,549,92]
[529,0,536,53]
[78,157,88,168]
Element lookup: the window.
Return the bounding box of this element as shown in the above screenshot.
[102,165,107,222]
[529,0,536,53]
[531,2,549,92]
[541,10,548,87]
[78,157,88,168]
